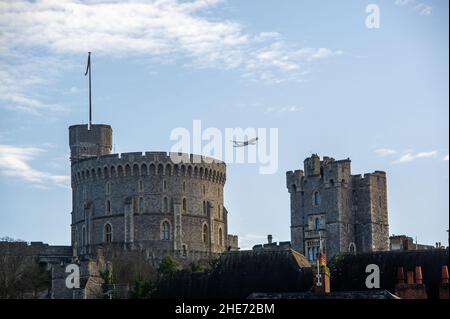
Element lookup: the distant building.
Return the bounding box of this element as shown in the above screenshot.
[286,154,390,262]
[389,235,436,251]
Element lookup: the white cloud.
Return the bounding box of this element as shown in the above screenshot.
[0,53,68,115]
[0,144,69,188]
[374,148,398,157]
[264,105,303,114]
[413,3,432,16]
[0,0,343,113]
[394,0,432,16]
[392,150,438,164]
[395,0,415,6]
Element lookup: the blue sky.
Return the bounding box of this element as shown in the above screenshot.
[0,0,448,249]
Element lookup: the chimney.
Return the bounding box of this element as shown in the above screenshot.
[395,266,428,299]
[267,234,273,244]
[440,265,449,299]
[406,271,414,284]
[415,266,423,284]
[442,265,449,284]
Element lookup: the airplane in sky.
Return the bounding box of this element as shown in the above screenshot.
[232,137,258,147]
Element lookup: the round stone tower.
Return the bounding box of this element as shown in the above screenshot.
[69,124,236,264]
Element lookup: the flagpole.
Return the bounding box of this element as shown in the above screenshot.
[89,52,92,130]
[85,52,92,131]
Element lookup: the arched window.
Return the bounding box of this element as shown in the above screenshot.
[218,228,223,247]
[203,224,208,243]
[217,205,221,219]
[314,217,320,231]
[349,242,356,253]
[161,221,170,240]
[106,200,111,214]
[138,180,144,192]
[308,247,313,261]
[182,198,187,213]
[139,197,144,213]
[203,201,206,215]
[313,191,321,206]
[163,180,167,191]
[163,197,168,212]
[105,182,111,195]
[104,223,112,243]
[182,181,186,193]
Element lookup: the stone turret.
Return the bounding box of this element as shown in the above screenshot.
[69,124,112,163]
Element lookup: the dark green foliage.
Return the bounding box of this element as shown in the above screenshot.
[157,255,179,275]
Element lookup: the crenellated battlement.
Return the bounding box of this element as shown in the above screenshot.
[71,151,226,186]
[287,154,389,261]
[286,169,304,192]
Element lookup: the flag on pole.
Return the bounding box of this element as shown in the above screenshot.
[85,52,92,130]
[85,52,91,76]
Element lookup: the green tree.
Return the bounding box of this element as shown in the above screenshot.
[157,256,178,275]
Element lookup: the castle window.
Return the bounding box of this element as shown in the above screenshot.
[163,197,168,212]
[314,217,320,231]
[163,180,167,191]
[183,181,186,193]
[182,198,187,213]
[203,224,209,243]
[329,179,334,186]
[104,223,112,243]
[379,196,382,208]
[182,245,187,257]
[170,198,174,213]
[105,182,111,195]
[161,221,170,240]
[203,185,206,195]
[313,191,321,206]
[106,200,111,214]
[139,197,144,213]
[218,205,221,219]
[203,201,207,215]
[349,242,356,253]
[138,180,144,192]
[219,228,223,247]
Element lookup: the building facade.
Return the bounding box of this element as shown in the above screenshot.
[389,235,436,251]
[286,154,389,262]
[69,124,238,264]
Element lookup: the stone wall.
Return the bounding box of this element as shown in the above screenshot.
[70,124,237,263]
[287,154,389,262]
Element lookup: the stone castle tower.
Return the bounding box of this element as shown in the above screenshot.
[286,154,389,262]
[69,123,238,264]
